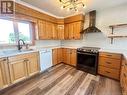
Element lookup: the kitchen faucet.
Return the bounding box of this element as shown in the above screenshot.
[17,39,25,50]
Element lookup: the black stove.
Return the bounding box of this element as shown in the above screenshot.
[77,47,100,75]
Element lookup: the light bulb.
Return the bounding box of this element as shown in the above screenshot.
[61,6,64,10]
[75,9,78,12]
[67,8,70,11]
[83,4,86,8]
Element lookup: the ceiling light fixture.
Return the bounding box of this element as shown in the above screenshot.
[59,0,86,11]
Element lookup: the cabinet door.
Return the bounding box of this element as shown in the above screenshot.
[120,58,127,94]
[0,66,4,89]
[64,24,69,40]
[68,23,74,39]
[52,49,58,65]
[66,49,71,65]
[0,58,10,89]
[62,48,68,63]
[57,48,63,63]
[70,49,77,66]
[57,25,64,40]
[73,22,82,39]
[52,24,58,39]
[9,59,27,83]
[27,56,40,76]
[38,20,46,39]
[46,22,53,39]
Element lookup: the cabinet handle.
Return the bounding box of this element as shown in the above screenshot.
[124,73,126,77]
[106,62,111,64]
[106,71,110,73]
[3,59,7,61]
[106,55,112,56]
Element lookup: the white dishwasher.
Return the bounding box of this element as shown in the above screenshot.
[39,49,53,72]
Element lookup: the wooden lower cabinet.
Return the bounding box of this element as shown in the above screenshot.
[70,49,77,66]
[0,58,10,89]
[27,54,40,76]
[98,52,122,80]
[9,59,28,83]
[62,48,77,66]
[52,48,63,65]
[8,52,40,84]
[120,57,127,95]
[52,48,77,66]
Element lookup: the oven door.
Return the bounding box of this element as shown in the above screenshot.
[77,51,98,74]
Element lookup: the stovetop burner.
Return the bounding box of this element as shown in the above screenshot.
[77,47,100,53]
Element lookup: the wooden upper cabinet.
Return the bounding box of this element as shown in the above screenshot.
[45,22,53,39]
[64,24,69,40]
[73,21,82,39]
[52,24,58,39]
[64,21,83,40]
[68,23,74,39]
[38,20,47,40]
[57,25,64,40]
[0,58,10,89]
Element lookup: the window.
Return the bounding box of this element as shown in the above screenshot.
[0,19,34,45]
[0,19,15,44]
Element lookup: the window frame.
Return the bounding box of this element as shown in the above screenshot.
[0,18,35,46]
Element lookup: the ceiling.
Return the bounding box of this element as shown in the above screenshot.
[20,0,127,17]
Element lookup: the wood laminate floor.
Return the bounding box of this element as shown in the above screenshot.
[0,64,122,95]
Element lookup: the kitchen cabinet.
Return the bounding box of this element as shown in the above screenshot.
[62,48,77,66]
[9,59,28,83]
[8,52,40,83]
[120,57,127,95]
[52,24,58,39]
[98,52,122,80]
[52,48,63,65]
[38,20,57,40]
[45,22,53,39]
[52,49,58,65]
[27,53,40,76]
[57,25,64,40]
[0,58,10,89]
[73,21,82,39]
[64,21,83,40]
[64,24,69,39]
[38,20,47,40]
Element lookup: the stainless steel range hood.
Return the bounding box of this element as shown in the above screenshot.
[81,10,101,33]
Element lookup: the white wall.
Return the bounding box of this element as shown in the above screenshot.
[35,40,61,48]
[62,3,127,49]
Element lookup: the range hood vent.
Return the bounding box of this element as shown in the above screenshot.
[81,10,101,33]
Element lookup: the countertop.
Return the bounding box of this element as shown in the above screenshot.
[0,46,127,60]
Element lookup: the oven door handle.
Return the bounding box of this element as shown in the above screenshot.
[77,52,97,56]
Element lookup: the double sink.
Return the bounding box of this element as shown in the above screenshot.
[0,49,35,57]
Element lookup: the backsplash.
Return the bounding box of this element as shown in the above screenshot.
[35,40,61,48]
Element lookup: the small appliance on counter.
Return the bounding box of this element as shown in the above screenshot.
[77,47,100,75]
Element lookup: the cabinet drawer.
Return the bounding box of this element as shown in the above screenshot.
[98,66,120,80]
[9,52,38,62]
[99,57,121,69]
[99,52,122,60]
